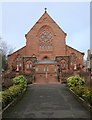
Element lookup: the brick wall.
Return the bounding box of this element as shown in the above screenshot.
[7,11,84,75]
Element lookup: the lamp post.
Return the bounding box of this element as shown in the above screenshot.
[0,49,2,88]
[90,54,92,80]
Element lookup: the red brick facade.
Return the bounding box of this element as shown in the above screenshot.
[8,11,84,83]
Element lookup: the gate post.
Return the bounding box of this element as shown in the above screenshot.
[60,64,62,83]
[60,71,62,83]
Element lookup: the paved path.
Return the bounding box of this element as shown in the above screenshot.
[3,84,90,118]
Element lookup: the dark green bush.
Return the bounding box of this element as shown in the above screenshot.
[13,75,27,88]
[2,85,23,108]
[72,85,85,97]
[82,88,92,105]
[2,89,12,108]
[2,75,27,109]
[67,75,92,105]
[67,75,85,89]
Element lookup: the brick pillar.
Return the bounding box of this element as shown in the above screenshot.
[60,63,62,83]
[60,71,62,83]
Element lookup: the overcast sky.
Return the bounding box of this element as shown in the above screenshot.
[0,2,90,59]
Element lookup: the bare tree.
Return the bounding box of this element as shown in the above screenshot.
[0,37,15,71]
[0,37,15,55]
[0,37,8,55]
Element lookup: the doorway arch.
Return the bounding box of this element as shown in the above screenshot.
[43,56,49,60]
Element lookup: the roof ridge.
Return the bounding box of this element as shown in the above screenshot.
[66,45,84,55]
[8,46,26,57]
[25,11,66,36]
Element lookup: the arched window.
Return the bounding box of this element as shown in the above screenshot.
[38,25,53,51]
[16,54,22,61]
[43,56,49,60]
[60,59,66,69]
[30,64,32,68]
[70,53,76,65]
[25,61,33,71]
[15,54,22,71]
[39,29,52,42]
[19,63,22,67]
[26,64,29,69]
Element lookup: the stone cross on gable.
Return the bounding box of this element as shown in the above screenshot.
[45,8,47,12]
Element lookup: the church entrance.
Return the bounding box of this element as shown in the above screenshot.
[34,60,59,84]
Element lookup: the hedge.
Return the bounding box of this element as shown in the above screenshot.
[2,75,27,109]
[67,75,92,105]
[67,75,85,88]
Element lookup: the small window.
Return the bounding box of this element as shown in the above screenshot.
[54,67,57,72]
[17,57,22,61]
[20,57,22,60]
[30,64,32,68]
[48,45,50,49]
[63,63,66,67]
[26,64,29,69]
[44,67,46,72]
[36,67,38,72]
[47,67,49,71]
[44,46,46,49]
[19,63,22,67]
[39,45,42,49]
[17,58,19,61]
[42,46,44,49]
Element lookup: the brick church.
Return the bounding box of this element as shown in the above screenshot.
[8,9,84,83]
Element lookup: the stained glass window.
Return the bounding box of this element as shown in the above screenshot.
[39,29,52,42]
[39,45,52,50]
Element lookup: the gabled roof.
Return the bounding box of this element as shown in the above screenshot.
[25,11,67,37]
[8,46,26,57]
[66,45,84,55]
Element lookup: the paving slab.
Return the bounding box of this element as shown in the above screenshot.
[2,84,90,118]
